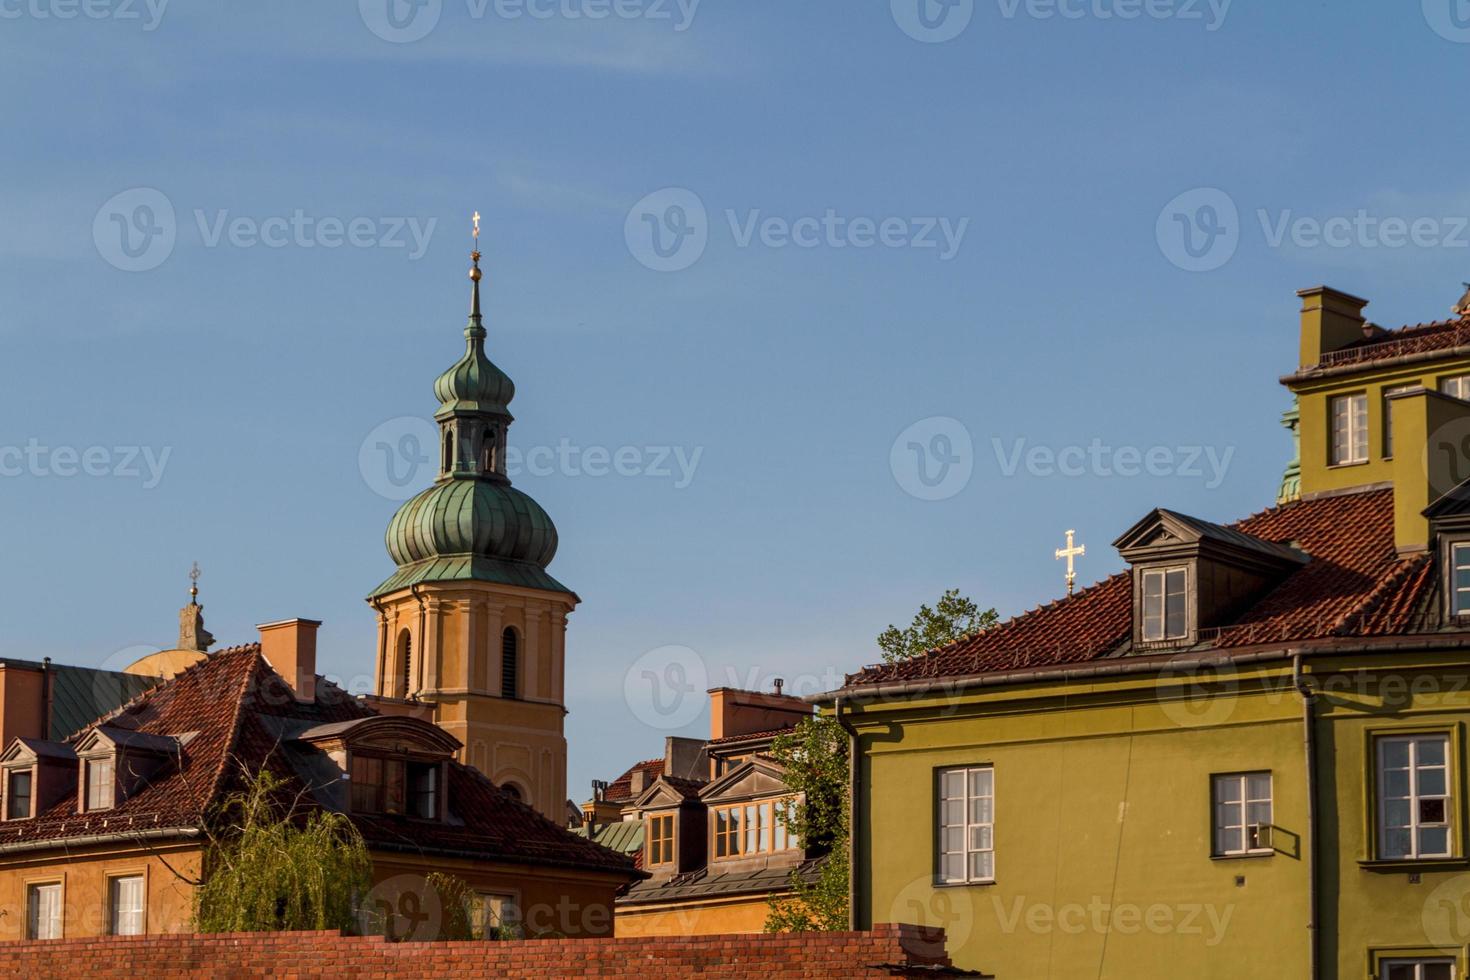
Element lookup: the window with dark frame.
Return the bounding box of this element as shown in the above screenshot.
[407,762,438,819]
[501,628,519,700]
[350,755,385,814]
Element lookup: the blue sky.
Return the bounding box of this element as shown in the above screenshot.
[4,1,1470,797]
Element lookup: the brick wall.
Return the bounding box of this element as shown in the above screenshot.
[0,923,960,978]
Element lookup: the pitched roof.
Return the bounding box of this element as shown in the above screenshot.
[843,488,1439,689]
[0,645,638,877]
[620,855,828,906]
[601,759,666,803]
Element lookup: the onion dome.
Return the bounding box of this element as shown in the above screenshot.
[385,479,558,569]
[368,222,570,600]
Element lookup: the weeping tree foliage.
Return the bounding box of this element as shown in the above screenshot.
[424,873,475,941]
[194,765,372,933]
[764,716,850,933]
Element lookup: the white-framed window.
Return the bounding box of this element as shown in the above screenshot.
[26,882,61,940]
[1383,384,1415,458]
[108,875,145,936]
[1442,375,1470,402]
[6,768,33,821]
[1452,543,1470,617]
[85,758,114,811]
[937,765,993,884]
[1141,566,1188,642]
[1378,734,1452,860]
[1212,772,1273,856]
[1331,392,1368,465]
[1382,959,1455,980]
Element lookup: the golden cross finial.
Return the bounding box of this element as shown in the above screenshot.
[189,561,202,601]
[1055,530,1085,596]
[472,211,481,243]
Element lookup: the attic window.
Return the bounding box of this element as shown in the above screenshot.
[348,753,442,820]
[6,770,32,821]
[85,758,115,811]
[1141,567,1188,642]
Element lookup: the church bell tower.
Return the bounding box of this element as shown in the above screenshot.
[367,219,576,820]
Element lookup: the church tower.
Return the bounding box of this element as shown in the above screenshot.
[367,225,576,820]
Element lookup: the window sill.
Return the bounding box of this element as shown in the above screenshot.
[1327,460,1370,469]
[1211,851,1274,861]
[933,878,996,888]
[1358,857,1468,873]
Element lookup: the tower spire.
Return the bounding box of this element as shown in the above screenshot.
[468,211,485,339]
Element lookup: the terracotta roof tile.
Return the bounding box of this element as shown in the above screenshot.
[601,759,665,803]
[707,726,797,746]
[1311,316,1470,369]
[848,488,1439,688]
[0,646,638,877]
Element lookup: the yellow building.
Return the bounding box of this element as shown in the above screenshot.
[817,285,1470,979]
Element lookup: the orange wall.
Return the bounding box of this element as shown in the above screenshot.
[0,842,201,940]
[616,893,780,937]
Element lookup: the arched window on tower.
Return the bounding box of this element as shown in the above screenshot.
[482,427,497,474]
[501,627,519,700]
[442,430,453,474]
[397,628,413,698]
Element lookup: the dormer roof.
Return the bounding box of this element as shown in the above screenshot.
[1113,508,1309,570]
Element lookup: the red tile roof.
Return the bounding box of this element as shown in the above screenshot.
[602,759,665,803]
[706,726,797,746]
[1310,315,1470,370]
[0,646,638,876]
[846,488,1438,688]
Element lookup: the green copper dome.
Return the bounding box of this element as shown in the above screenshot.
[367,243,572,601]
[433,323,515,418]
[385,479,558,568]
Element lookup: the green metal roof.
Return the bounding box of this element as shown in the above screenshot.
[571,819,644,856]
[0,659,160,741]
[369,555,573,600]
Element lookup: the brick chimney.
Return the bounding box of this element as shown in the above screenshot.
[1297,285,1368,368]
[257,619,320,703]
[707,685,812,740]
[0,662,46,748]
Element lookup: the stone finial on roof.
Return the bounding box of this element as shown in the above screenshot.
[1454,282,1470,317]
[177,563,214,653]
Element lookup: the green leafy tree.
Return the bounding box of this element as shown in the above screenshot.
[193,765,372,933]
[877,588,998,664]
[764,716,849,932]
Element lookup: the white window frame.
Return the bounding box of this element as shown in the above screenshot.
[1330,392,1368,465]
[1452,543,1470,618]
[107,874,146,936]
[1377,734,1453,860]
[936,765,994,885]
[83,757,114,812]
[1383,384,1415,458]
[26,881,62,940]
[1381,958,1456,980]
[1442,374,1470,402]
[1140,565,1188,642]
[1211,772,1273,857]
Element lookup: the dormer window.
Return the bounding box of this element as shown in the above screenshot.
[1141,566,1188,642]
[1330,392,1367,465]
[1115,509,1308,652]
[85,757,115,811]
[297,715,458,822]
[6,770,32,820]
[647,813,675,866]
